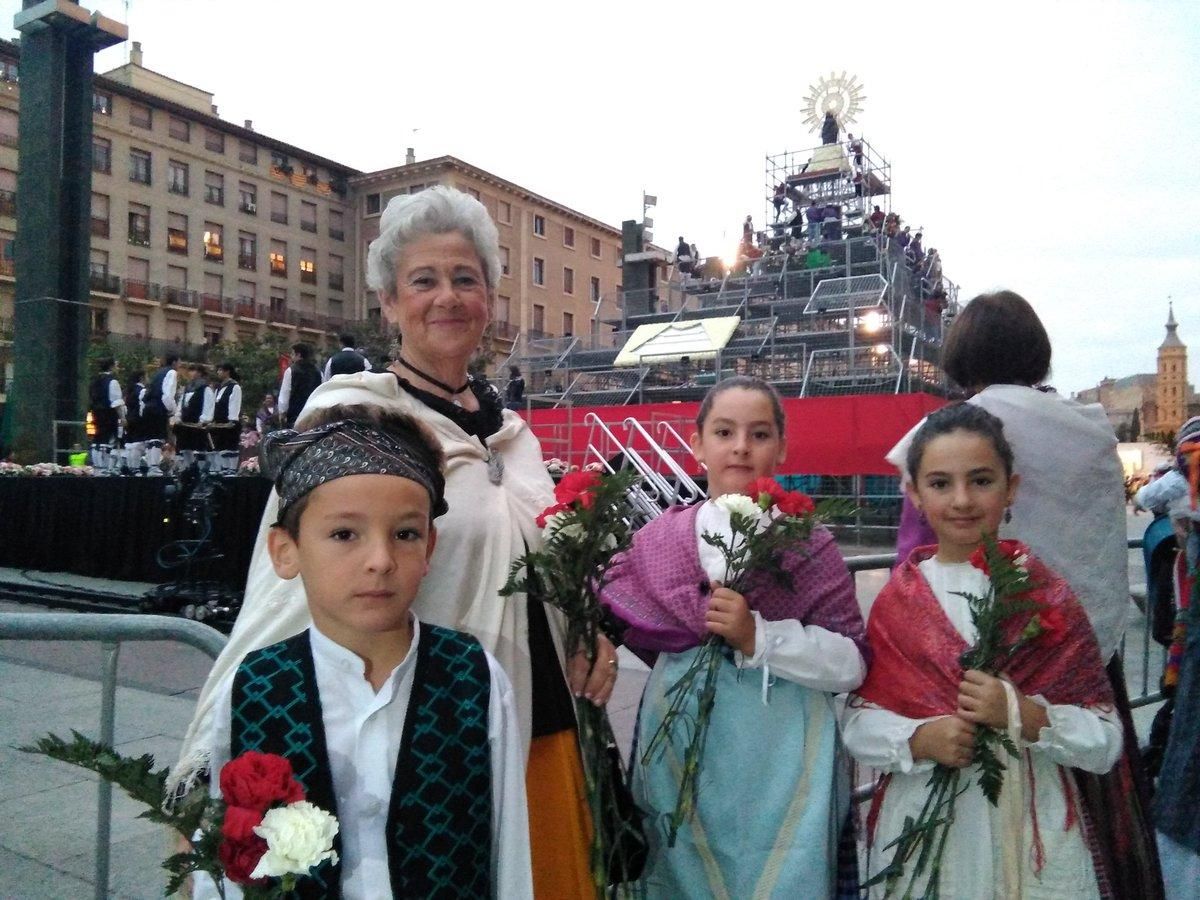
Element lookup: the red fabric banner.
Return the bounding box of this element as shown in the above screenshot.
[526,393,944,476]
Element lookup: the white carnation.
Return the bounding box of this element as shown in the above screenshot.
[1013,553,1030,573]
[542,511,584,541]
[714,493,762,522]
[251,801,340,879]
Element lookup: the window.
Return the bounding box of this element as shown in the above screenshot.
[590,237,601,258]
[127,203,150,246]
[205,171,224,206]
[203,223,223,261]
[130,103,152,129]
[590,276,601,303]
[205,327,223,346]
[239,140,257,164]
[562,311,574,336]
[92,308,109,333]
[563,226,575,248]
[167,159,189,195]
[237,279,256,301]
[498,201,511,224]
[271,150,290,172]
[238,231,257,270]
[302,164,318,185]
[129,148,151,185]
[0,60,16,85]
[239,181,257,214]
[169,116,190,142]
[167,212,188,255]
[497,295,511,325]
[92,136,111,174]
[93,91,112,115]
[366,193,381,215]
[532,304,545,334]
[0,109,14,148]
[269,239,287,276]
[533,214,545,237]
[204,272,223,300]
[90,248,108,275]
[532,256,545,286]
[128,257,149,286]
[299,247,316,284]
[563,267,574,294]
[269,287,287,315]
[205,129,224,153]
[329,209,345,240]
[300,201,317,233]
[499,246,511,276]
[270,192,287,225]
[168,264,188,290]
[329,253,344,291]
[127,312,149,337]
[91,192,110,239]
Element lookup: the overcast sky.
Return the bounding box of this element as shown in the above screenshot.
[6,0,1197,395]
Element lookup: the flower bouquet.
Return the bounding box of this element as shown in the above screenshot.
[865,536,1063,898]
[502,468,647,894]
[641,477,853,846]
[22,733,338,898]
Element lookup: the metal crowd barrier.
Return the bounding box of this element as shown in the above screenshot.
[0,610,227,900]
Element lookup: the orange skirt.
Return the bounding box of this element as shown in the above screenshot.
[526,728,594,899]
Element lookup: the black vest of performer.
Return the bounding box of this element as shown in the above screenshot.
[140,366,173,440]
[231,627,493,898]
[285,360,322,427]
[210,381,240,451]
[180,381,207,424]
[89,373,119,444]
[328,347,369,377]
[123,381,144,442]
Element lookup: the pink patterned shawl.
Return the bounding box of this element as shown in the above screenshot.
[599,503,868,657]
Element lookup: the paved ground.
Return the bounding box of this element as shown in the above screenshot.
[0,510,1167,898]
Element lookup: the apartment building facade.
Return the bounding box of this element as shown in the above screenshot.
[0,40,626,403]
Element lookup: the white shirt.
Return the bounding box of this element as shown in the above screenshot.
[277,367,293,412]
[161,368,178,416]
[1136,469,1192,517]
[216,382,242,422]
[694,500,866,694]
[843,558,1122,899]
[195,618,532,899]
[101,373,125,414]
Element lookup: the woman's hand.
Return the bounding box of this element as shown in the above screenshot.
[566,633,619,706]
[910,716,976,767]
[957,670,1010,729]
[704,583,756,656]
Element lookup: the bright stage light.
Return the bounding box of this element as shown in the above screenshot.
[861,310,885,333]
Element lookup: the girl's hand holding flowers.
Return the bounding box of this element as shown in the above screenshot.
[911,716,977,768]
[704,582,756,655]
[567,632,619,706]
[956,670,1009,729]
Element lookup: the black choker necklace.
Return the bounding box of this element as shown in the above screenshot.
[397,357,471,396]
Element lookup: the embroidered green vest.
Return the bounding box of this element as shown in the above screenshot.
[231,625,493,898]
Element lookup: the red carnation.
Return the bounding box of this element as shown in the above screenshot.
[969,540,1028,576]
[221,804,264,843]
[536,502,570,529]
[776,491,816,517]
[555,470,602,509]
[219,751,304,813]
[1035,603,1068,641]
[219,833,269,885]
[748,477,785,509]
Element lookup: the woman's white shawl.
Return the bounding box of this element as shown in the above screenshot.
[886,384,1129,661]
[172,372,561,787]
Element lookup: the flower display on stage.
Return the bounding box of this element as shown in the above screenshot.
[503,467,647,892]
[21,734,338,898]
[238,457,261,476]
[644,478,852,846]
[866,536,1047,898]
[0,461,95,476]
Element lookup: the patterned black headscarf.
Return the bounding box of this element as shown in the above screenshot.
[261,419,448,522]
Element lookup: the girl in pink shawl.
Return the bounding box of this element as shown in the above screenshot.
[600,377,868,898]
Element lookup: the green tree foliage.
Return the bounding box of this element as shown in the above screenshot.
[208,333,293,413]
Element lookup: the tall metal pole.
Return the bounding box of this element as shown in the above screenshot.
[6,1,124,462]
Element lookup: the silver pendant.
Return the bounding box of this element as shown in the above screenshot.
[486,448,504,485]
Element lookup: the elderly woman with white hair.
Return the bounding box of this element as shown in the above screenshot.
[175,186,614,897]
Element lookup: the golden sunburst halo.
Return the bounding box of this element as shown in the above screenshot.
[802,72,867,134]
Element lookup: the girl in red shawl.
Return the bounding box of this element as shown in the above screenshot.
[844,403,1133,898]
[600,377,868,898]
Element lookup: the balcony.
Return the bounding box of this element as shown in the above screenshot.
[236,300,264,321]
[167,229,188,255]
[90,217,109,238]
[328,273,344,291]
[329,227,345,241]
[493,320,520,341]
[267,306,298,326]
[270,211,288,225]
[163,286,199,309]
[204,244,224,262]
[0,258,13,278]
[269,257,287,277]
[124,279,159,302]
[270,164,293,180]
[301,221,317,234]
[201,294,233,315]
[0,189,14,218]
[128,229,151,248]
[89,270,120,294]
[300,269,316,285]
[205,186,224,205]
[238,253,256,271]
